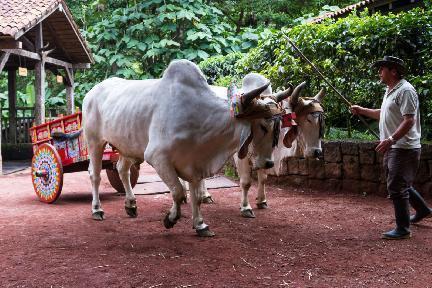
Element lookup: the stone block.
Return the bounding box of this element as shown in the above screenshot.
[415,160,430,184]
[376,152,384,165]
[343,155,360,179]
[429,160,432,178]
[360,181,380,196]
[419,182,432,199]
[378,184,389,198]
[342,179,362,193]
[420,145,432,160]
[309,179,327,190]
[360,164,380,182]
[379,161,387,184]
[324,178,342,192]
[280,175,308,187]
[276,157,289,176]
[358,142,376,153]
[325,162,342,179]
[359,150,376,165]
[298,158,309,176]
[341,141,359,155]
[286,157,299,174]
[323,141,341,163]
[308,158,325,179]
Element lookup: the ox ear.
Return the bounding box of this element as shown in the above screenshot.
[283,126,298,148]
[238,124,253,159]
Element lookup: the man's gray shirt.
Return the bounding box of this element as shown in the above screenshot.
[379,79,421,149]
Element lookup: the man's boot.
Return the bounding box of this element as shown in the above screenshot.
[409,188,432,223]
[382,198,411,240]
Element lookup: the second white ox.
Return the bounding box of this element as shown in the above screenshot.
[201,74,326,218]
[82,60,293,237]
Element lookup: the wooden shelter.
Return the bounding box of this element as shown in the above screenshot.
[310,0,424,23]
[0,0,93,173]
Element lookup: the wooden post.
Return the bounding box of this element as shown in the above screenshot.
[0,51,10,74]
[65,68,75,114]
[34,23,45,125]
[8,69,17,144]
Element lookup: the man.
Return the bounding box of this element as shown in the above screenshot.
[351,56,432,240]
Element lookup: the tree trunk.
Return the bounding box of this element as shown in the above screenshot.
[236,9,244,34]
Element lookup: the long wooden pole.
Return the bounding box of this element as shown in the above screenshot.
[284,35,379,139]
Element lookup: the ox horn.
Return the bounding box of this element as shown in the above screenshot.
[314,87,326,103]
[289,81,307,106]
[241,81,271,107]
[273,83,294,102]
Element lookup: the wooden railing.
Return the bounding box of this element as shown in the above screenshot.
[1,107,66,144]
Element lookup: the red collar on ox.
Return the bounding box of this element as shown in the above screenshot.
[281,112,297,128]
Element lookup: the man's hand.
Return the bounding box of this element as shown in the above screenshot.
[350,105,380,120]
[375,139,392,154]
[350,105,363,115]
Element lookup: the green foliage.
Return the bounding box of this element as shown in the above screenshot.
[215,76,238,87]
[212,0,358,29]
[69,0,270,107]
[234,8,432,140]
[198,52,244,84]
[223,163,239,180]
[0,72,65,111]
[325,127,376,141]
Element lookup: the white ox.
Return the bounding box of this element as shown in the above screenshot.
[82,60,293,237]
[201,74,326,218]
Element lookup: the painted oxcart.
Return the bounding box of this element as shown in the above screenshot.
[30,112,139,203]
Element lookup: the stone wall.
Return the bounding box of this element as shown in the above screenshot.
[274,141,432,198]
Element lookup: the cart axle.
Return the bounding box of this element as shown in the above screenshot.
[35,170,48,178]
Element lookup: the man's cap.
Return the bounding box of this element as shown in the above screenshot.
[371,56,406,75]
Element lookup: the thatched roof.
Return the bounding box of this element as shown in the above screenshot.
[0,0,93,64]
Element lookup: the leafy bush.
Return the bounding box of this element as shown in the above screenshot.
[70,0,270,107]
[199,52,243,84]
[325,127,376,141]
[234,8,432,140]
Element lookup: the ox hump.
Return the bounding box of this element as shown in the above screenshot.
[162,60,208,90]
[242,73,272,95]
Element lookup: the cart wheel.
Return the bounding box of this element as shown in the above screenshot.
[106,164,140,194]
[31,143,63,203]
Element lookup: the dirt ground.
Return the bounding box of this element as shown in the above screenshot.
[1,166,432,288]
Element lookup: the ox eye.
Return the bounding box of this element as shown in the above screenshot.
[260,124,268,134]
[306,114,314,123]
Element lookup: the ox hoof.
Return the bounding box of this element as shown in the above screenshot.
[256,202,268,209]
[92,211,105,221]
[202,196,215,204]
[125,206,138,218]
[163,213,177,229]
[196,227,215,237]
[241,209,256,218]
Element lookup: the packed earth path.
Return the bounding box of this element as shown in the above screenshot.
[1,163,432,288]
